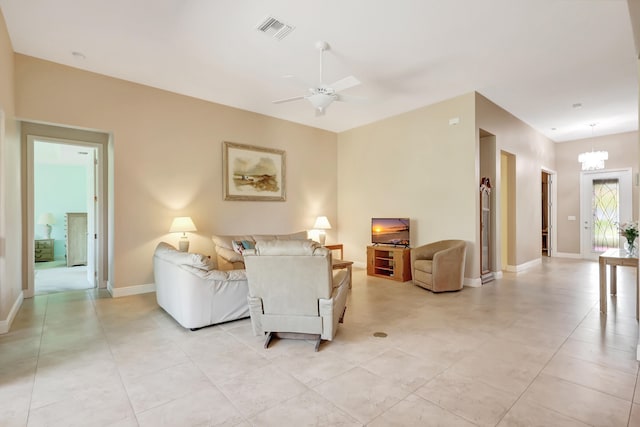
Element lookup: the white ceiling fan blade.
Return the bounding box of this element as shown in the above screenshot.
[282,74,314,91]
[329,75,360,92]
[336,93,369,104]
[272,95,305,104]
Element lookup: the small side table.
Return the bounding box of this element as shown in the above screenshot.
[324,244,343,260]
[35,239,54,262]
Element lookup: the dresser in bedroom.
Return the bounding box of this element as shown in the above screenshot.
[65,212,87,267]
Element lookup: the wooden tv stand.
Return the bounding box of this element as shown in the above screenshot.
[367,246,412,282]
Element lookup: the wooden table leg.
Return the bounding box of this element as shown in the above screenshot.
[636,266,640,321]
[599,257,606,314]
[611,265,617,295]
[347,264,352,289]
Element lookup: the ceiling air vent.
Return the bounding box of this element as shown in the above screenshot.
[256,16,295,40]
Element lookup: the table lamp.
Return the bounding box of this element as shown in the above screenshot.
[313,216,331,245]
[37,212,56,239]
[169,216,197,252]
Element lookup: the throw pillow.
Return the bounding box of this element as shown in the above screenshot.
[232,239,255,254]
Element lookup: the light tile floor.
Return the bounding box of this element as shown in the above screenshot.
[1,257,639,426]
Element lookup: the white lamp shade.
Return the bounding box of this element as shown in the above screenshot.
[307,94,334,110]
[169,216,197,233]
[313,216,332,230]
[37,212,56,225]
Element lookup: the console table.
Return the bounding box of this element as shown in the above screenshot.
[599,248,638,320]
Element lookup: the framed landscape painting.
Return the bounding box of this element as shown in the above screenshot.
[223,141,286,201]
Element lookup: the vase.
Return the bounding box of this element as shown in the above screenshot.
[624,238,637,256]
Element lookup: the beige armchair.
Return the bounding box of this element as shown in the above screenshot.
[411,240,467,292]
[243,239,349,351]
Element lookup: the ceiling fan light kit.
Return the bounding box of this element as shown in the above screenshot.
[272,40,364,116]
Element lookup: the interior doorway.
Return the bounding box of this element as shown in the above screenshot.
[500,151,516,270]
[541,169,556,257]
[26,135,105,297]
[580,168,632,260]
[32,140,96,295]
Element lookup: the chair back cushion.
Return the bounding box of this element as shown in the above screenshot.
[244,240,333,316]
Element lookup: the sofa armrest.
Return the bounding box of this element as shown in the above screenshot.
[180,265,248,281]
[319,269,349,341]
[331,269,349,291]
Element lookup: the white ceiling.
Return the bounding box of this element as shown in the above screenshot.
[1,0,637,142]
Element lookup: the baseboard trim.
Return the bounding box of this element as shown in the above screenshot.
[555,252,582,259]
[464,277,482,287]
[493,270,504,279]
[107,282,156,298]
[0,291,24,334]
[505,258,542,273]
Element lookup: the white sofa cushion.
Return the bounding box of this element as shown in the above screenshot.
[252,239,323,256]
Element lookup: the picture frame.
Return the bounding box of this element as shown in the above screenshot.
[223,141,286,201]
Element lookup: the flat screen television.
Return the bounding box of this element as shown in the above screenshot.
[371,218,410,247]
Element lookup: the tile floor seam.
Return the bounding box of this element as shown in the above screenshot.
[95,293,144,425]
[533,301,639,407]
[521,372,632,426]
[181,339,254,426]
[217,362,312,421]
[476,291,598,427]
[25,294,49,427]
[629,376,639,427]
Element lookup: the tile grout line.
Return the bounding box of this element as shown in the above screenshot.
[494,299,617,426]
[24,294,49,426]
[91,289,143,426]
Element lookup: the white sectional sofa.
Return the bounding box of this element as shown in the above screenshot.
[153,242,250,330]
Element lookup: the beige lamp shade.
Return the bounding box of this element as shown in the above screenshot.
[313,216,331,245]
[169,216,197,233]
[313,216,332,230]
[169,216,197,252]
[37,212,56,225]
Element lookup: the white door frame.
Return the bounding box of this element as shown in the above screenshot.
[580,168,632,260]
[26,135,105,297]
[542,167,557,257]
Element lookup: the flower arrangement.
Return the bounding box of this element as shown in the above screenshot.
[619,221,639,247]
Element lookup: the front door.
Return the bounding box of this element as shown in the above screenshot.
[580,169,632,260]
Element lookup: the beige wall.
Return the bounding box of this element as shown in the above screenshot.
[475,94,556,267]
[0,8,22,326]
[337,93,480,278]
[15,54,338,289]
[555,131,639,254]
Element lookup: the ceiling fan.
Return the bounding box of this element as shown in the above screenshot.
[272,41,363,116]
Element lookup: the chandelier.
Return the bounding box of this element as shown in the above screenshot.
[578,123,608,171]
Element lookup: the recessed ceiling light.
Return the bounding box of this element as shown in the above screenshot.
[572,103,582,109]
[71,51,86,60]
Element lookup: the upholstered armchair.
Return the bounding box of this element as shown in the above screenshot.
[243,239,349,351]
[411,240,467,292]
